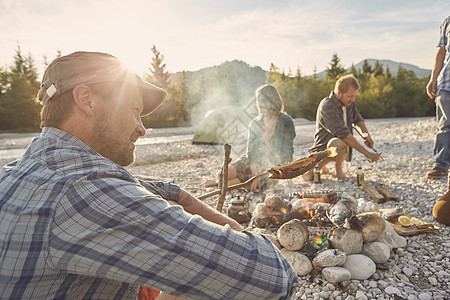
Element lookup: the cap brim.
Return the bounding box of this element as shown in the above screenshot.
[136,77,167,116]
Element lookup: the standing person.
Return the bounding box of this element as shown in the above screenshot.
[205,84,296,191]
[425,15,450,179]
[0,52,298,299]
[304,74,380,180]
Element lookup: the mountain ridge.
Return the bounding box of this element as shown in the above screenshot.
[171,59,431,82]
[315,58,431,80]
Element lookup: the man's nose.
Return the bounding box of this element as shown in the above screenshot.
[137,119,146,137]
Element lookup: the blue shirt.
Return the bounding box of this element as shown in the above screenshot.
[0,127,297,299]
[438,15,450,91]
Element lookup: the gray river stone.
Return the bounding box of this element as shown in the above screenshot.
[343,254,376,280]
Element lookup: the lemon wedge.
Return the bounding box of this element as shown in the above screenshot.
[410,217,421,226]
[398,215,411,227]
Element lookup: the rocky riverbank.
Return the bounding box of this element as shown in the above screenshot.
[1,117,448,299]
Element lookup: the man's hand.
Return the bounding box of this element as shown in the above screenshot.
[362,134,381,162]
[363,135,374,148]
[427,46,446,99]
[427,79,437,99]
[342,132,380,162]
[366,152,381,162]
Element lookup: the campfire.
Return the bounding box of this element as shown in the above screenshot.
[205,144,439,283]
[230,189,338,230]
[223,187,413,282]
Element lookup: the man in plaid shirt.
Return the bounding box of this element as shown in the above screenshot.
[0,52,298,299]
[305,75,380,180]
[426,15,450,179]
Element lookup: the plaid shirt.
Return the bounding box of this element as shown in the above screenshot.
[310,92,364,155]
[0,127,297,300]
[438,15,450,91]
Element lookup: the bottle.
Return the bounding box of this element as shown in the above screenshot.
[356,161,364,188]
[313,166,321,183]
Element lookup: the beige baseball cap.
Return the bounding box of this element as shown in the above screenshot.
[38,51,167,116]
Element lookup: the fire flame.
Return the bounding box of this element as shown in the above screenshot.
[301,201,315,219]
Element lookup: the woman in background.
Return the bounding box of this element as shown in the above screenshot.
[205,84,296,191]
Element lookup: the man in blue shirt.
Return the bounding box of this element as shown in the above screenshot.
[0,51,297,299]
[426,15,450,179]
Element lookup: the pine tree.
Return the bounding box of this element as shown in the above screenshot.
[145,45,171,90]
[295,66,302,79]
[312,66,318,79]
[175,71,189,122]
[326,53,346,81]
[384,66,392,79]
[373,60,384,77]
[0,45,40,131]
[349,64,362,79]
[362,60,373,78]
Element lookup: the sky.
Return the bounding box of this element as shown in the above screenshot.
[1,0,449,78]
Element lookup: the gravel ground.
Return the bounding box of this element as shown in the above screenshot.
[1,117,449,300]
[128,117,450,300]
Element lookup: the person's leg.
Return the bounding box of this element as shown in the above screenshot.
[303,138,348,181]
[321,164,330,174]
[226,174,242,186]
[204,179,218,187]
[334,155,347,180]
[302,167,314,181]
[428,89,450,178]
[204,165,239,187]
[327,138,349,180]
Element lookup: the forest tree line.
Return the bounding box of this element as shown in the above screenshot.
[0,47,434,132]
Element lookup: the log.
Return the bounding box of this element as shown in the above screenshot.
[361,178,386,203]
[376,184,399,201]
[216,144,231,212]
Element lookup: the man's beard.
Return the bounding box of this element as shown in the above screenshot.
[113,147,136,167]
[94,118,136,167]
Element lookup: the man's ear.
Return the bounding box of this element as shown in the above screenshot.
[72,84,95,116]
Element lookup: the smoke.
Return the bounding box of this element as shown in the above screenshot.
[189,85,258,159]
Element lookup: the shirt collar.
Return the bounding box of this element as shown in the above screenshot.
[41,127,99,156]
[329,91,345,107]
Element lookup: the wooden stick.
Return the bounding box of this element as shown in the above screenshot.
[376,184,399,201]
[361,178,386,203]
[352,124,382,160]
[218,166,224,194]
[199,147,337,200]
[198,171,268,201]
[216,144,231,212]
